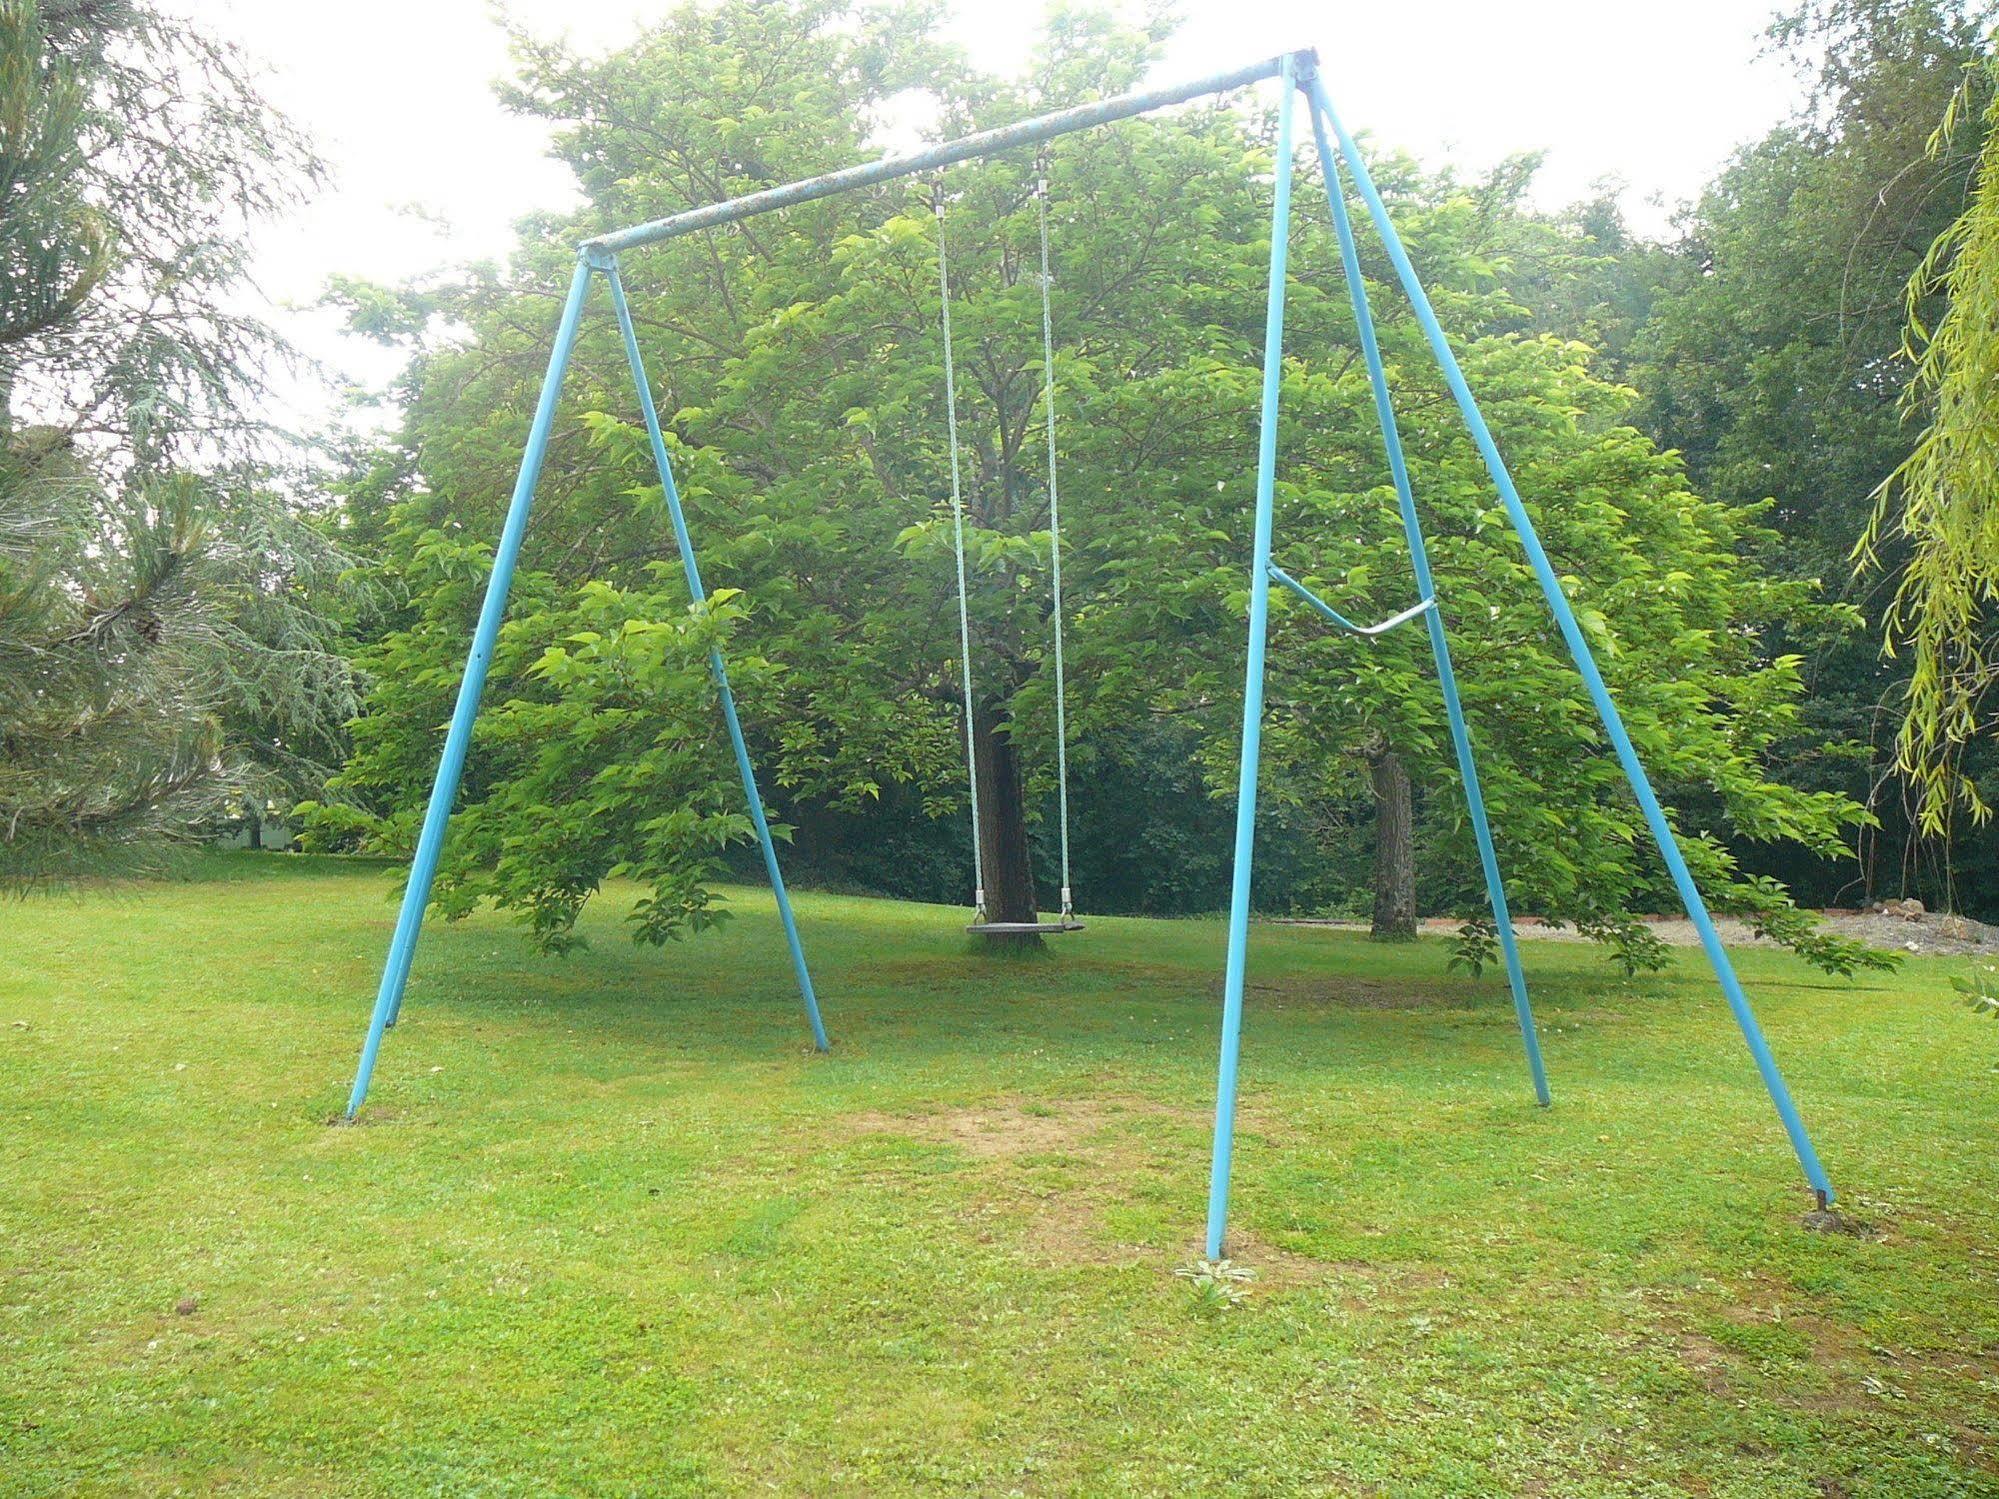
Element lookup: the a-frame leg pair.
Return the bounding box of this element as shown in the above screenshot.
[1203,66,1834,1258]
[344,253,826,1121]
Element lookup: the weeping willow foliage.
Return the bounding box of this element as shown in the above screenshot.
[1862,55,1999,835]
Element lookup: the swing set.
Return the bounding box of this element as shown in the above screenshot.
[343,50,1837,1259]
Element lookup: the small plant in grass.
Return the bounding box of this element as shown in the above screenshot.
[1951,961,1999,1021]
[1448,919,1499,978]
[1176,1258,1256,1314]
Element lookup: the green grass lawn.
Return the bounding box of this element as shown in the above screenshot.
[4,853,1997,1496]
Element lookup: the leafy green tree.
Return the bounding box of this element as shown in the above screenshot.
[1634,0,1998,913]
[1646,0,1994,583]
[322,0,1885,977]
[0,0,353,886]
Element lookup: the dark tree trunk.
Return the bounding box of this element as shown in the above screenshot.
[1370,746,1417,941]
[972,701,1043,951]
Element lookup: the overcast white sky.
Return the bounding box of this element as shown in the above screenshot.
[181,0,1805,428]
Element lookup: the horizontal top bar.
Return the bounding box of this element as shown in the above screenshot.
[585,49,1316,255]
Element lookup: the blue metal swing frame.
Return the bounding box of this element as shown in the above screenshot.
[341,48,1835,1260]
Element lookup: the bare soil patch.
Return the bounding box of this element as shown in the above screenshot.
[838,1096,1359,1285]
[1803,1208,1882,1239]
[840,1093,1187,1162]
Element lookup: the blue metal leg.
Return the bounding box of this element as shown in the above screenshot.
[605,262,829,1053]
[347,258,596,1118]
[1306,98,1551,1108]
[1310,74,1832,1204]
[1204,59,1297,1260]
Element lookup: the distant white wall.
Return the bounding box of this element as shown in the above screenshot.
[214,819,297,851]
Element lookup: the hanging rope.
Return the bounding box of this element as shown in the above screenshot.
[934,182,985,921]
[1034,157,1074,921]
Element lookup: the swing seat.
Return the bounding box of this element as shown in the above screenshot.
[965,918,1086,935]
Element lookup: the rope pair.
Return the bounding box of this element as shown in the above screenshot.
[934,163,1073,925]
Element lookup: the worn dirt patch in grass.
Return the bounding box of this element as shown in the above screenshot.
[1802,1208,1883,1239]
[838,1093,1195,1162]
[842,1097,1388,1293]
[1690,1266,1999,1465]
[1193,1224,1367,1291]
[1665,1296,1968,1455]
[1001,1183,1352,1290]
[1015,1189,1148,1268]
[837,1095,1347,1282]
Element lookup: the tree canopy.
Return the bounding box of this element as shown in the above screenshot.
[312,0,1888,978]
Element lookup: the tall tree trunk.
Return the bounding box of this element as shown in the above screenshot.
[972,700,1043,951]
[1370,745,1417,940]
